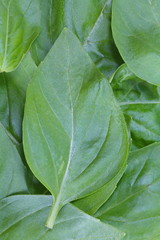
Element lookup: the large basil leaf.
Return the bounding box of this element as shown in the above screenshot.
[96,143,160,240]
[31,0,122,78]
[0,195,125,240]
[23,28,128,228]
[0,0,40,72]
[112,0,160,85]
[0,123,28,200]
[111,64,160,149]
[0,53,36,143]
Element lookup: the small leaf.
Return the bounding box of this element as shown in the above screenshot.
[97,143,160,240]
[0,123,28,200]
[0,0,41,72]
[23,28,128,228]
[112,0,160,85]
[111,64,160,149]
[31,0,122,78]
[0,195,125,240]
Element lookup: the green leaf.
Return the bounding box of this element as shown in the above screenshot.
[31,0,122,78]
[0,53,37,143]
[111,64,160,149]
[0,195,125,240]
[0,123,28,200]
[0,0,40,72]
[97,143,160,240]
[23,28,128,228]
[0,53,47,195]
[73,162,126,215]
[112,0,160,85]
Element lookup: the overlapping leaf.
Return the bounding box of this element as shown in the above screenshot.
[0,123,28,200]
[0,0,41,72]
[97,143,160,239]
[31,0,122,77]
[111,64,160,149]
[0,195,125,240]
[23,28,128,227]
[112,0,160,85]
[0,53,36,143]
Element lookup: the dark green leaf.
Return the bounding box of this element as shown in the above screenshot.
[111,64,160,149]
[31,0,122,78]
[97,143,160,240]
[112,0,160,85]
[0,195,125,240]
[23,28,128,228]
[0,53,36,143]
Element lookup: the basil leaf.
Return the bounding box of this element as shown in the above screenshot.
[23,28,128,228]
[0,0,40,72]
[0,53,36,143]
[0,195,125,240]
[96,143,160,239]
[0,123,28,200]
[111,64,160,149]
[31,0,122,78]
[112,0,160,85]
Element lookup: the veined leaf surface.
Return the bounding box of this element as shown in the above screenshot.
[97,143,160,240]
[111,64,160,149]
[112,0,160,85]
[31,0,122,78]
[24,28,128,228]
[0,0,40,72]
[0,195,125,240]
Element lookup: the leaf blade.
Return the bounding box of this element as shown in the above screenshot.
[24,28,129,227]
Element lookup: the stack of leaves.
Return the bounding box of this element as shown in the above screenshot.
[0,0,160,239]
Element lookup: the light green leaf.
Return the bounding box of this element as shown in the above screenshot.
[0,0,40,72]
[0,123,28,200]
[0,195,125,240]
[112,0,160,85]
[23,28,128,228]
[111,64,160,149]
[31,0,122,78]
[97,143,160,240]
[0,53,37,143]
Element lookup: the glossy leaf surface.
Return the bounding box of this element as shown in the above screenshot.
[111,64,160,149]
[0,123,28,200]
[0,195,125,240]
[0,0,40,72]
[112,0,160,85]
[31,0,122,78]
[97,143,160,240]
[0,53,37,143]
[24,28,128,227]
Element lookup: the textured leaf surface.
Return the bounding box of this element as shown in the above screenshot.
[31,0,122,77]
[97,143,160,240]
[0,123,28,200]
[0,195,125,240]
[24,28,128,227]
[0,0,40,72]
[0,53,37,143]
[112,0,160,85]
[111,64,160,149]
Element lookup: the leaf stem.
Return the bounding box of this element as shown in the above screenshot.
[45,195,62,229]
